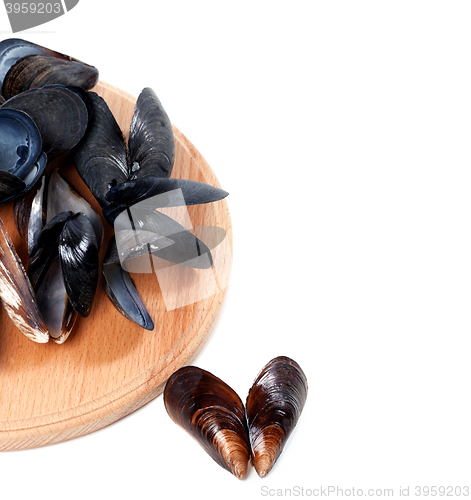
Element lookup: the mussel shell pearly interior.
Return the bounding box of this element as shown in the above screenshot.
[246,356,308,478]
[0,108,46,205]
[128,87,175,180]
[164,366,251,480]
[0,108,42,177]
[2,54,99,100]
[0,216,49,343]
[2,86,89,157]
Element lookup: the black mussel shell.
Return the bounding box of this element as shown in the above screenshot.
[113,205,213,269]
[0,94,4,104]
[2,54,98,100]
[246,356,308,478]
[102,236,154,331]
[58,212,99,318]
[0,107,46,204]
[2,86,89,157]
[164,366,251,480]
[105,177,229,215]
[72,91,128,208]
[0,38,98,98]
[128,87,175,180]
[0,216,49,343]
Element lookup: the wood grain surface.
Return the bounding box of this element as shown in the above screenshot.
[0,81,232,450]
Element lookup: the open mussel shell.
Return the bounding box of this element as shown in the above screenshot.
[164,366,251,480]
[0,38,98,98]
[246,356,308,478]
[2,85,89,157]
[0,216,48,343]
[102,236,154,331]
[0,107,46,204]
[128,87,175,180]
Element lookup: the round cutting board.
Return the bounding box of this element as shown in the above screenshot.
[0,81,232,450]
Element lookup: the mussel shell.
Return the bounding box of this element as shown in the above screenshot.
[72,91,128,208]
[164,366,251,480]
[0,94,4,104]
[0,108,46,205]
[0,107,42,177]
[128,87,175,180]
[246,356,308,478]
[2,54,98,100]
[102,237,154,331]
[0,216,48,343]
[58,212,99,317]
[2,86,89,157]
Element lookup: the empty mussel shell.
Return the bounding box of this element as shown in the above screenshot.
[0,216,48,343]
[164,366,251,480]
[246,356,308,478]
[0,107,46,204]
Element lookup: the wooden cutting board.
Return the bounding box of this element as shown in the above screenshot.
[0,81,232,450]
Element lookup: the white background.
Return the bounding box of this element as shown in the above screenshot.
[1,1,471,498]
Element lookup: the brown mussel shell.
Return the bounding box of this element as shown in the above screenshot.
[246,356,308,478]
[164,366,251,480]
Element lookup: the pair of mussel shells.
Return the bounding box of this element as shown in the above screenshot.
[164,356,308,479]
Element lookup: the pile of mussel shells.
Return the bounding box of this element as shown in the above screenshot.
[0,38,229,343]
[164,356,308,480]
